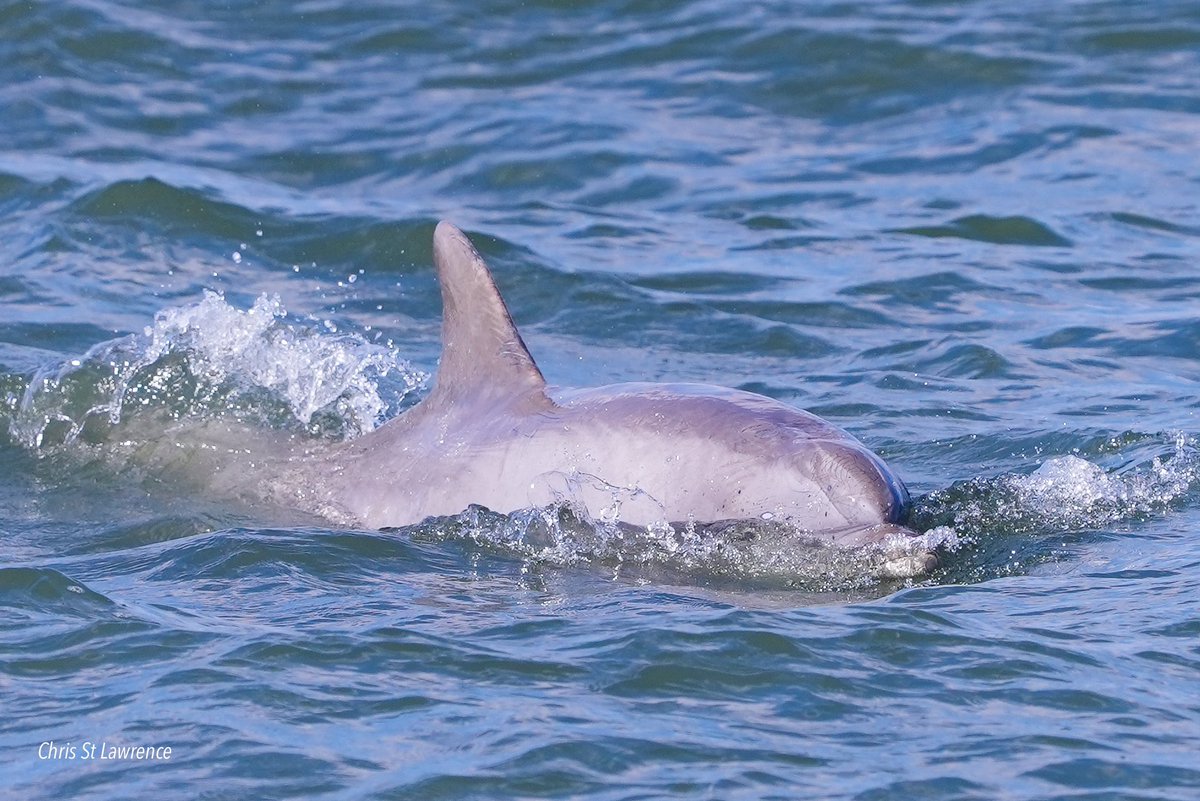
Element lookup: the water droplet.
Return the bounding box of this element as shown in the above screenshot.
[231,252,242,264]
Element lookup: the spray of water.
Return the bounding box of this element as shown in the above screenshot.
[914,433,1200,536]
[905,432,1200,581]
[6,291,426,450]
[413,478,961,591]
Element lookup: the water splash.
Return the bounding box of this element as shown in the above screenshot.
[415,500,959,591]
[914,432,1200,537]
[905,432,1200,582]
[7,291,427,450]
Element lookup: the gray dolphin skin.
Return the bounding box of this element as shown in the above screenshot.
[317,222,930,569]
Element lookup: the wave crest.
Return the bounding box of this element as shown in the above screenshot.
[6,291,426,450]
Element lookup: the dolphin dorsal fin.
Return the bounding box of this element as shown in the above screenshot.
[427,221,548,407]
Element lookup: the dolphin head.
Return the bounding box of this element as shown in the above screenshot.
[790,440,912,531]
[856,447,912,525]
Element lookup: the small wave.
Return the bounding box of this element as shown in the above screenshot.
[0,567,115,618]
[909,432,1200,581]
[894,214,1072,248]
[6,292,426,451]
[915,432,1200,536]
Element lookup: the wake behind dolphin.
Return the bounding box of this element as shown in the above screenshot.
[308,222,937,577]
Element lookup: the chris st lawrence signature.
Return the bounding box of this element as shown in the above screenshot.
[38,740,173,761]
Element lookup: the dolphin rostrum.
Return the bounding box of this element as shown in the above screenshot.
[310,222,933,573]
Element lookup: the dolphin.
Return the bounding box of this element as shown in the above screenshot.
[309,222,934,575]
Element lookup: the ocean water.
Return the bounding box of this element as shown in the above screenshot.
[3,0,1200,798]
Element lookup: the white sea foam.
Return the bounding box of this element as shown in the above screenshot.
[917,433,1200,536]
[434,496,955,590]
[9,291,426,450]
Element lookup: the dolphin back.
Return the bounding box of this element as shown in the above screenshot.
[325,223,930,576]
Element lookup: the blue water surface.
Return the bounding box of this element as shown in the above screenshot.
[2,1,1199,799]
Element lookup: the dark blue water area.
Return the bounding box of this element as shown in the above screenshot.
[3,0,1200,798]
